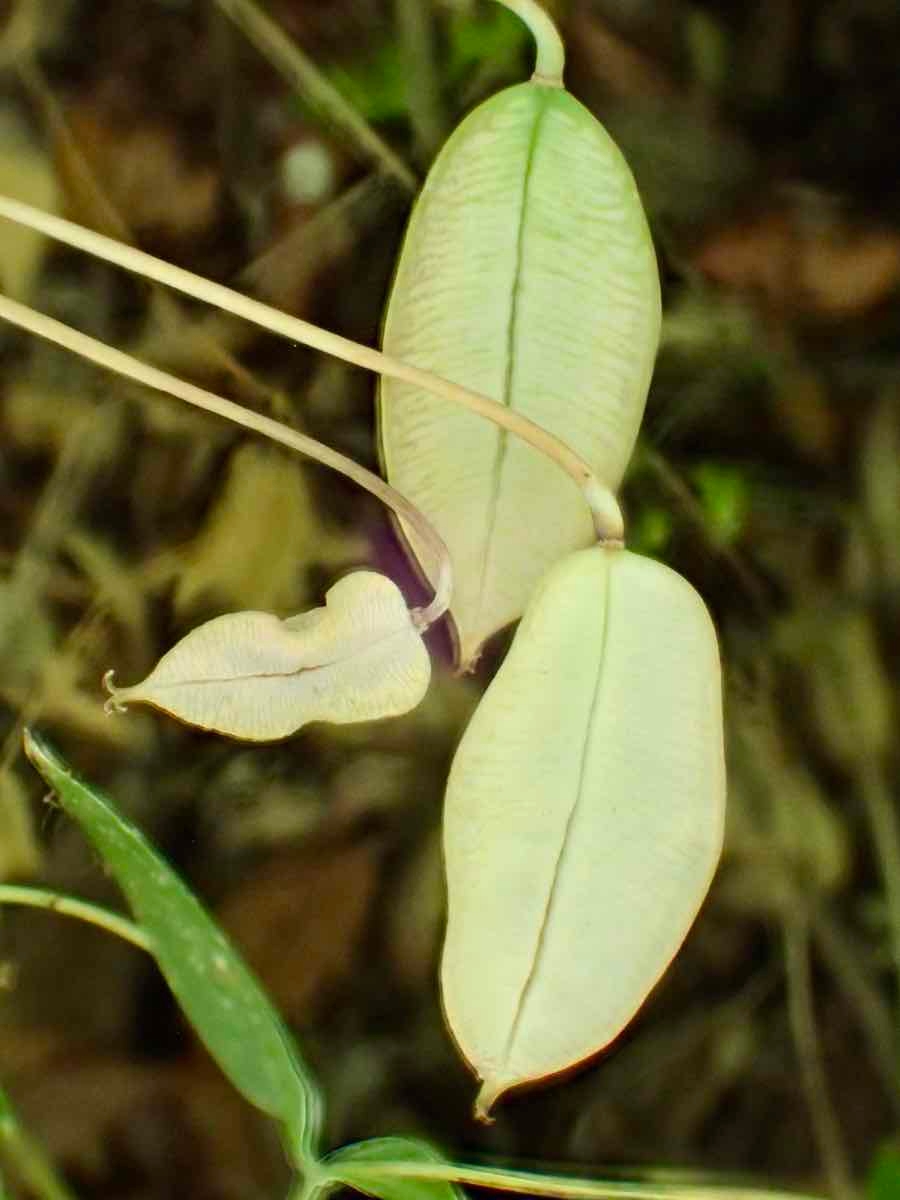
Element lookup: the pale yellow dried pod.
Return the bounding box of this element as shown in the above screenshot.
[380,2,659,668]
[440,547,725,1116]
[105,572,431,741]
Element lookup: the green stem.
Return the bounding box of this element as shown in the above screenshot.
[337,1160,824,1200]
[494,0,565,86]
[0,1082,78,1200]
[0,884,150,953]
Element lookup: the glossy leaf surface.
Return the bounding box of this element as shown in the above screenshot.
[440,548,725,1114]
[106,571,431,740]
[23,730,322,1165]
[380,83,660,667]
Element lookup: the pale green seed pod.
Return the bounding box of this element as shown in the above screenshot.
[440,548,725,1116]
[380,18,660,668]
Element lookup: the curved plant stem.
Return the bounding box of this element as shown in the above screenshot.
[213,0,417,192]
[857,760,900,1026]
[0,196,623,544]
[810,904,900,1118]
[0,1081,77,1200]
[333,1159,824,1200]
[783,910,856,1200]
[495,0,566,85]
[0,884,151,952]
[0,293,453,628]
[394,0,445,157]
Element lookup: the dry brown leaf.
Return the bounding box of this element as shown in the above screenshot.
[11,1055,277,1199]
[695,209,796,308]
[696,203,900,319]
[216,839,382,1026]
[66,105,220,241]
[800,225,900,318]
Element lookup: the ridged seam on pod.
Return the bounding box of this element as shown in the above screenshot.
[380,11,661,669]
[440,548,725,1116]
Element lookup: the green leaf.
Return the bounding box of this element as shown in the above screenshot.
[22,730,322,1167]
[868,1145,900,1200]
[324,1137,462,1200]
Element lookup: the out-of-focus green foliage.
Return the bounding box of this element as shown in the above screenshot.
[324,7,527,124]
[867,1144,900,1200]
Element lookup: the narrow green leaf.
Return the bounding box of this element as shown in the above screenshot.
[0,1078,76,1200]
[324,1137,463,1200]
[23,729,323,1166]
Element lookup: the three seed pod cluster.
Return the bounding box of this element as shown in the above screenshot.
[380,0,726,1116]
[105,0,726,1120]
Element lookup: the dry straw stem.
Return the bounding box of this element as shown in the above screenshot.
[213,0,417,192]
[339,1159,825,1200]
[0,196,623,543]
[0,291,453,627]
[810,905,900,1118]
[783,910,856,1200]
[857,760,900,1024]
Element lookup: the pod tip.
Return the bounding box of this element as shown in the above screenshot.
[474,1076,508,1123]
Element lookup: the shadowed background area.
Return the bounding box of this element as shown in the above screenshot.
[0,1,899,1198]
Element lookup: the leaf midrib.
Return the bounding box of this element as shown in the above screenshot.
[472,90,552,634]
[501,554,613,1068]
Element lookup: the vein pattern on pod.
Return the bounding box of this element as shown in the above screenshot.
[380,78,660,668]
[440,549,725,1115]
[105,572,431,741]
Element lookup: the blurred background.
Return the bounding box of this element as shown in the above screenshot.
[0,0,899,1197]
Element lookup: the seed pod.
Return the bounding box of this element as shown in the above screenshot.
[104,572,431,741]
[380,44,660,667]
[440,548,725,1116]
